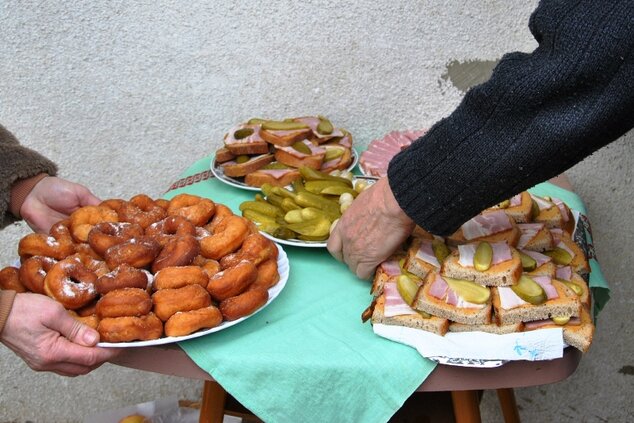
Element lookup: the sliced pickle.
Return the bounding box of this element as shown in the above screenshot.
[242,209,277,225]
[286,217,331,237]
[316,116,334,135]
[444,277,490,304]
[299,166,353,187]
[531,200,540,219]
[474,241,493,271]
[417,310,432,319]
[300,207,330,221]
[280,198,301,212]
[320,186,358,197]
[552,316,570,325]
[297,233,329,241]
[291,179,306,193]
[239,201,283,217]
[261,120,309,131]
[323,147,344,161]
[396,274,419,306]
[431,239,450,264]
[291,141,312,155]
[234,128,254,140]
[284,209,305,224]
[235,155,250,164]
[257,222,296,240]
[511,275,546,305]
[563,281,583,296]
[262,162,289,170]
[519,251,537,271]
[247,118,267,125]
[304,180,350,194]
[497,199,511,209]
[543,247,573,265]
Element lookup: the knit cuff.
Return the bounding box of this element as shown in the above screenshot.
[9,173,49,218]
[0,290,17,336]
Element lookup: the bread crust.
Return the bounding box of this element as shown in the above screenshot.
[222,154,274,178]
[441,248,523,287]
[274,148,324,169]
[372,294,449,336]
[260,128,312,147]
[244,169,301,188]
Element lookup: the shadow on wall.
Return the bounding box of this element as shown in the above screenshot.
[441,59,499,92]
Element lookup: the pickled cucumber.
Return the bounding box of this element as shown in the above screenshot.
[474,241,493,271]
[291,141,312,155]
[519,252,537,271]
[562,280,583,296]
[511,275,546,305]
[432,240,451,264]
[552,316,570,325]
[239,201,283,217]
[396,274,419,305]
[543,247,573,265]
[233,128,254,140]
[286,217,331,237]
[444,277,490,304]
[261,120,309,131]
[299,166,353,187]
[316,116,334,135]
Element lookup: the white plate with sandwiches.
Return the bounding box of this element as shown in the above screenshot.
[96,244,290,347]
[211,148,359,192]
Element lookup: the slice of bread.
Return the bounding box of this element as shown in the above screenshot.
[555,269,591,309]
[403,237,442,280]
[492,279,581,325]
[413,272,492,325]
[448,319,524,334]
[371,293,449,336]
[319,146,352,173]
[441,247,522,287]
[260,127,312,147]
[224,124,270,155]
[244,167,301,188]
[484,191,533,223]
[526,261,557,278]
[531,194,572,230]
[523,306,594,352]
[517,223,554,252]
[557,235,591,275]
[215,147,236,164]
[221,154,275,178]
[274,141,326,169]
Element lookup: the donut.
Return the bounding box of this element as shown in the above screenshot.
[249,258,281,292]
[207,260,257,302]
[151,284,211,321]
[145,216,196,247]
[205,203,234,232]
[97,313,163,343]
[95,264,151,295]
[155,198,170,210]
[18,223,76,261]
[0,267,26,293]
[87,222,144,257]
[96,287,153,318]
[151,235,199,273]
[76,300,98,317]
[192,255,221,278]
[219,288,269,321]
[200,215,249,260]
[99,198,127,213]
[74,242,103,260]
[104,237,161,269]
[167,194,216,227]
[43,258,98,310]
[18,256,57,294]
[219,233,278,269]
[68,253,110,278]
[68,311,100,330]
[69,205,119,242]
[153,266,209,290]
[118,194,167,230]
[164,306,223,337]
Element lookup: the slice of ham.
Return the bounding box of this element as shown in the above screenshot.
[530,194,555,211]
[257,168,297,179]
[415,239,441,268]
[556,240,575,257]
[383,282,418,317]
[224,124,264,145]
[277,140,326,158]
[428,273,448,299]
[550,228,563,244]
[555,265,573,281]
[294,116,344,139]
[458,241,512,267]
[379,260,402,277]
[532,276,559,300]
[509,193,522,207]
[552,198,570,222]
[497,286,528,309]
[521,249,552,267]
[359,129,427,177]
[461,210,512,240]
[517,223,545,249]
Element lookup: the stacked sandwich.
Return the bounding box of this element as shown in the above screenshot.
[215,116,354,187]
[365,191,595,352]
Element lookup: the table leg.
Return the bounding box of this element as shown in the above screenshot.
[451,390,482,423]
[199,380,227,423]
[496,388,521,423]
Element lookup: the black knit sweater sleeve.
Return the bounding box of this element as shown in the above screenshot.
[388,0,634,236]
[0,124,58,229]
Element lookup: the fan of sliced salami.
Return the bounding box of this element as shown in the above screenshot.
[359,130,427,177]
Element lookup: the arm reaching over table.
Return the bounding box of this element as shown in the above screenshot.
[327,178,414,280]
[329,0,634,279]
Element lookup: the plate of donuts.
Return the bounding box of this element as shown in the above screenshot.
[96,244,290,347]
[211,149,359,192]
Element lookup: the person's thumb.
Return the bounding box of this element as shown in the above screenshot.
[54,313,100,346]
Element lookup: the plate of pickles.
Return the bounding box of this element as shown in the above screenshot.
[210,148,359,192]
[238,167,376,247]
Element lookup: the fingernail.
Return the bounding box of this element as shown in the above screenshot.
[83,331,98,345]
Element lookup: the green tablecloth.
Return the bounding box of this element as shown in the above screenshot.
[166,155,609,423]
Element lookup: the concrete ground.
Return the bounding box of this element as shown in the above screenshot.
[1,1,633,422]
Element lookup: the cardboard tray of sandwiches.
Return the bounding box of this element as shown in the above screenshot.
[363,190,600,367]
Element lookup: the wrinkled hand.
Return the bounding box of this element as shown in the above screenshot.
[0,293,120,376]
[327,177,415,279]
[20,176,101,233]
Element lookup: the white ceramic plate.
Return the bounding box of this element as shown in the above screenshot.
[97,244,289,347]
[211,148,359,191]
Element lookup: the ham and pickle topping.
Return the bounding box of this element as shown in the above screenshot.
[458,241,512,268]
[461,210,513,241]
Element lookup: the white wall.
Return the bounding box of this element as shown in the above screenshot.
[2,1,633,422]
